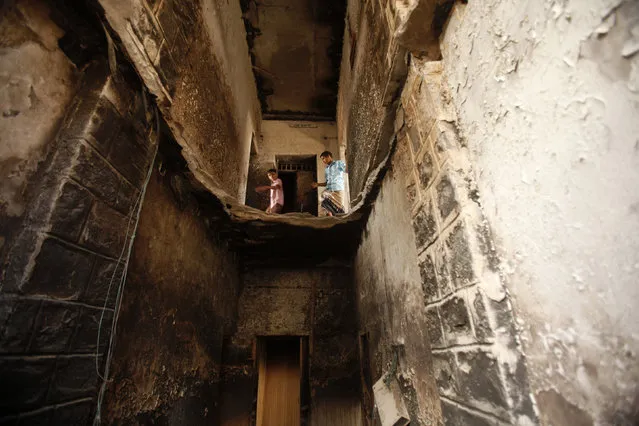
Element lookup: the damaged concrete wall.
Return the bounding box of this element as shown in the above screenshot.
[441,1,639,424]
[353,147,443,426]
[219,266,360,425]
[245,121,339,211]
[102,157,240,425]
[0,51,158,423]
[98,0,261,203]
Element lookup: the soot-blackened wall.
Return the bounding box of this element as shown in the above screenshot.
[102,154,241,425]
[1,52,157,423]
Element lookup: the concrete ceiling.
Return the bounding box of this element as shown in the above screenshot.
[242,0,345,120]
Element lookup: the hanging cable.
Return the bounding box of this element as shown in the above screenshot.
[92,95,161,426]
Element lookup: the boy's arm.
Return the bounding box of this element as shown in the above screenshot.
[311,182,326,188]
[256,182,282,192]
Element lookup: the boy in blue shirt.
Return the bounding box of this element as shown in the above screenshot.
[311,151,347,216]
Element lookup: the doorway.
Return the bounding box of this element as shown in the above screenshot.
[276,156,318,215]
[278,171,297,214]
[256,336,309,426]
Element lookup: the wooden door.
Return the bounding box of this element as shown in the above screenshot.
[257,338,301,426]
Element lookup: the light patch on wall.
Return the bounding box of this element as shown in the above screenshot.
[0,2,77,217]
[373,375,410,426]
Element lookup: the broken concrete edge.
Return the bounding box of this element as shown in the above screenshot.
[217,121,399,234]
[98,1,172,106]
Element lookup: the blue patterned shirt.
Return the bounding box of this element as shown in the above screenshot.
[325,160,346,191]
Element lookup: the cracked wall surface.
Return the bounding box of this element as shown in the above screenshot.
[441,1,639,424]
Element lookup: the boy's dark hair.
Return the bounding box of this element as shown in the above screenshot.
[320,151,333,158]
[267,168,277,174]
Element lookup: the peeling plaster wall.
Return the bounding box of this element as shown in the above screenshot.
[103,164,240,425]
[397,59,537,425]
[245,120,340,211]
[0,0,78,258]
[442,1,639,423]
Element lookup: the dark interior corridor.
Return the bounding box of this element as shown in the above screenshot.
[1,0,638,426]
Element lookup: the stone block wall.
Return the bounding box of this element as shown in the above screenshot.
[398,59,537,425]
[440,2,639,424]
[0,62,157,423]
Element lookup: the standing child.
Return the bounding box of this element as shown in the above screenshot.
[255,169,284,214]
[311,151,347,216]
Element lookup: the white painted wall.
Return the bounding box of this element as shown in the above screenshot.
[442,1,639,423]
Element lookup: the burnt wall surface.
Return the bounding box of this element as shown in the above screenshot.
[338,0,454,207]
[396,60,537,424]
[98,0,261,202]
[0,51,157,424]
[219,267,361,426]
[243,0,345,119]
[354,155,442,425]
[102,155,240,425]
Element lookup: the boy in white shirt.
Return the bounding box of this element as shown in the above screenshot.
[255,169,284,214]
